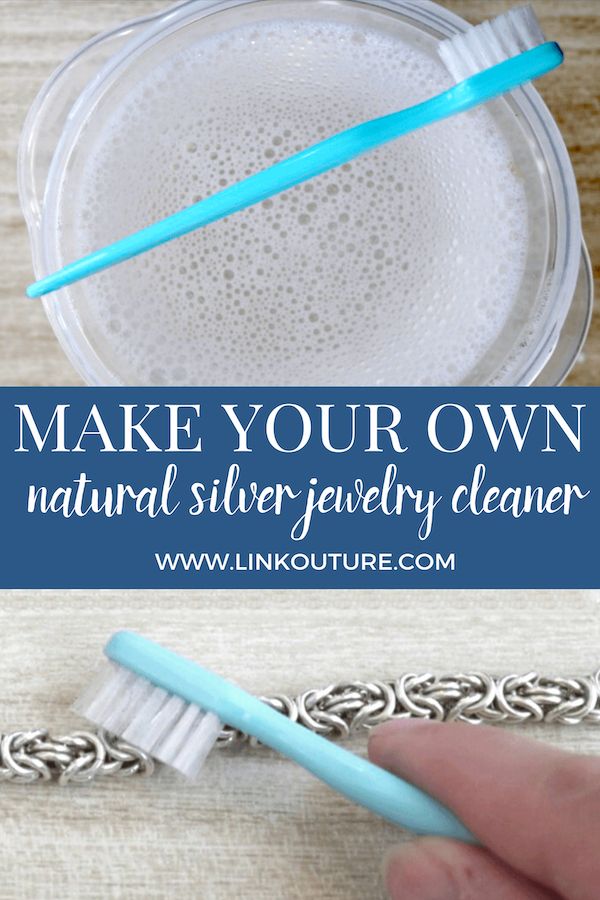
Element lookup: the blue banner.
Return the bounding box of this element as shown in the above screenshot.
[1,388,597,588]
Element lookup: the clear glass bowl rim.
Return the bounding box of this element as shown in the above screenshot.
[18,0,589,386]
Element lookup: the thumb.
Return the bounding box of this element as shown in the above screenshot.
[384,838,557,900]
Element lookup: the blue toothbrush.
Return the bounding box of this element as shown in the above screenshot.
[27,6,562,299]
[75,630,475,842]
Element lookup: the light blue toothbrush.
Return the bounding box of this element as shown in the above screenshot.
[75,631,475,843]
[27,6,562,299]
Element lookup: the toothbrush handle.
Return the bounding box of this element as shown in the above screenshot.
[107,631,475,843]
[27,42,562,299]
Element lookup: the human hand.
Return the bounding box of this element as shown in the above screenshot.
[368,720,600,899]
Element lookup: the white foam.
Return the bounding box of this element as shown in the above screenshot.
[61,13,532,385]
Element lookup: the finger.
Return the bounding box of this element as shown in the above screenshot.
[369,720,600,900]
[384,837,557,900]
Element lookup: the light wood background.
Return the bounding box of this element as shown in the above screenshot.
[0,3,599,899]
[0,589,599,900]
[0,0,598,385]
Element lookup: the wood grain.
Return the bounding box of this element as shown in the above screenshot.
[0,588,599,900]
[0,0,597,384]
[0,4,598,899]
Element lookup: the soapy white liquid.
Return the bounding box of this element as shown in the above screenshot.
[67,14,531,385]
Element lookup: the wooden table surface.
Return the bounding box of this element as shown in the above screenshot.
[0,0,598,385]
[0,3,599,900]
[0,588,598,900]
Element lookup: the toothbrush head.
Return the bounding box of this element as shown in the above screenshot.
[73,660,223,780]
[440,5,550,83]
[73,633,474,840]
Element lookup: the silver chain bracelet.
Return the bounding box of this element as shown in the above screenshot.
[2,668,599,785]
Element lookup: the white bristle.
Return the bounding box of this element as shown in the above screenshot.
[122,688,179,747]
[155,704,222,780]
[73,661,222,779]
[439,5,546,82]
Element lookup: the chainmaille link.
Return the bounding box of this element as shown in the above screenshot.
[217,668,600,746]
[0,729,154,785]
[2,669,598,783]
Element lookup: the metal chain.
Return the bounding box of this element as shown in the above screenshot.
[2,668,598,785]
[0,730,154,785]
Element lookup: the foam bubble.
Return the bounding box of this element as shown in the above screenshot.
[63,14,530,385]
